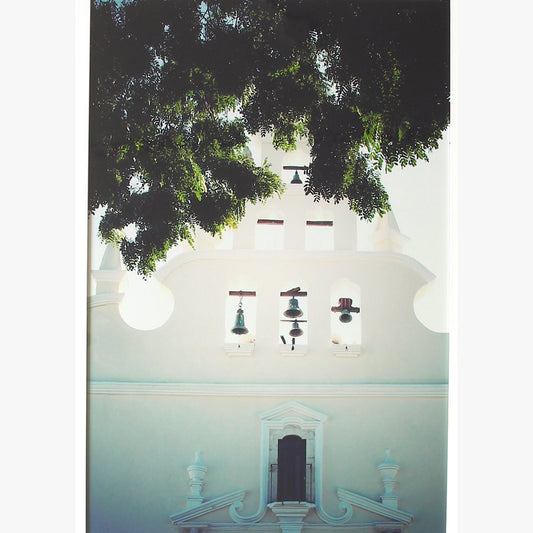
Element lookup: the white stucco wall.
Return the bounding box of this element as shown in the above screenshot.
[88,135,448,533]
[89,246,447,384]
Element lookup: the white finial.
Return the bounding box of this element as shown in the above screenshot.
[186,451,208,509]
[384,448,394,463]
[99,243,123,270]
[377,448,400,509]
[91,243,127,298]
[193,451,205,466]
[371,211,409,253]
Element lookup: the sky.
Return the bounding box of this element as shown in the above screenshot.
[375,129,451,333]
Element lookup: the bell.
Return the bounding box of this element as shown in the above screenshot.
[331,297,360,323]
[289,320,303,337]
[231,308,249,335]
[283,297,303,318]
[339,308,353,323]
[291,170,303,184]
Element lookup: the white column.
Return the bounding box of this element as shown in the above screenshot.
[232,221,256,249]
[333,203,358,251]
[307,278,330,348]
[283,193,306,250]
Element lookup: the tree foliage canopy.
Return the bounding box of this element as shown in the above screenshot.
[90,0,449,275]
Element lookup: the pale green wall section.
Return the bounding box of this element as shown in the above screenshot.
[88,394,447,533]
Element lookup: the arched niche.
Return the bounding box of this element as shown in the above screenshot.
[279,281,309,350]
[280,146,311,186]
[330,278,362,346]
[305,205,334,251]
[269,430,315,503]
[255,207,285,250]
[224,290,257,345]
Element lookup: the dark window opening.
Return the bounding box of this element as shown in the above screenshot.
[306,220,333,226]
[257,219,284,225]
[277,435,307,502]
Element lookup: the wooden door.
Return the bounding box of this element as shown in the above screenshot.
[277,435,306,501]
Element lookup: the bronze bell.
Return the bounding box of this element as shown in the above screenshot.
[291,170,303,184]
[331,297,360,323]
[231,308,249,335]
[289,320,303,337]
[283,297,303,318]
[339,308,353,323]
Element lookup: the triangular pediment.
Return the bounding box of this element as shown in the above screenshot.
[169,489,245,525]
[337,488,414,525]
[259,401,327,423]
[169,487,413,529]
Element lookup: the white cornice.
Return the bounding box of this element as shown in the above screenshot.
[91,269,127,283]
[88,381,448,398]
[88,293,124,308]
[154,249,434,284]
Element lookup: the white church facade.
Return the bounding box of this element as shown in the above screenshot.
[88,135,449,533]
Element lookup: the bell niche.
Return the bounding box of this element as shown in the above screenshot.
[225,291,257,344]
[330,279,362,349]
[279,287,308,348]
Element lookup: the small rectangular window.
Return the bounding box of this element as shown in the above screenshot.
[257,219,284,225]
[256,220,284,250]
[305,220,333,226]
[305,220,334,250]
